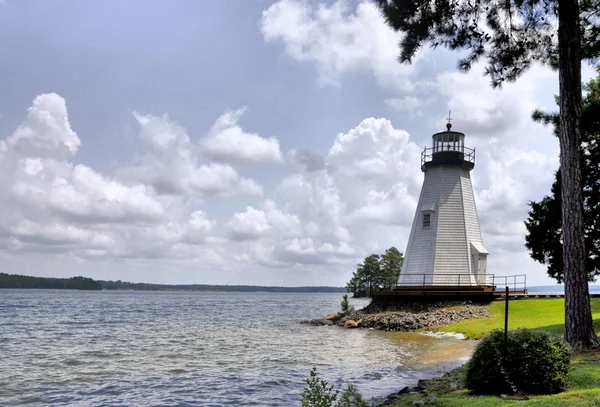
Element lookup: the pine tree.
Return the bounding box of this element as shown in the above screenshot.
[376,0,600,349]
[525,69,600,283]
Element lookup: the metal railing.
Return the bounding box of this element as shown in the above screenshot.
[390,273,527,292]
[421,145,475,168]
[491,274,527,293]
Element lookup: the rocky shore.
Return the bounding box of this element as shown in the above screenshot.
[377,365,467,406]
[300,299,486,405]
[301,299,490,332]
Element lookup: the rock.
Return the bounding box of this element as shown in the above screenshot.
[427,396,437,404]
[449,382,458,390]
[302,319,333,326]
[412,400,425,407]
[397,386,410,395]
[417,379,430,390]
[344,320,358,328]
[323,313,341,322]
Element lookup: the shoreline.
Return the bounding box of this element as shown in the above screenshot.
[303,298,489,405]
[303,298,491,333]
[376,364,468,406]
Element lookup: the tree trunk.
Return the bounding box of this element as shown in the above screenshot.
[557,0,598,349]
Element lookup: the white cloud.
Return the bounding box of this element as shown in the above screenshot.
[201,107,283,164]
[0,94,222,265]
[261,0,422,90]
[223,117,423,268]
[226,206,271,241]
[118,112,265,197]
[434,64,557,142]
[0,88,560,286]
[384,96,425,116]
[225,199,302,241]
[9,220,114,248]
[1,93,80,160]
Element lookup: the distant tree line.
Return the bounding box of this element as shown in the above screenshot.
[0,273,102,290]
[101,280,346,293]
[0,273,346,293]
[345,247,404,298]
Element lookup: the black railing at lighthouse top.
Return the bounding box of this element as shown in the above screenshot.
[421,145,476,168]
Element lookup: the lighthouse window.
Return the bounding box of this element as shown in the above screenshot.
[423,213,431,228]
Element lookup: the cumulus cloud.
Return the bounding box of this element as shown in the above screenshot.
[434,64,557,142]
[260,0,422,89]
[201,107,283,164]
[0,94,222,264]
[0,93,80,160]
[0,90,560,286]
[118,112,265,197]
[384,96,425,117]
[224,117,424,268]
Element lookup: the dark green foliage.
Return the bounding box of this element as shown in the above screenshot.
[336,384,370,407]
[0,273,102,290]
[340,294,355,317]
[0,273,345,293]
[525,69,600,283]
[301,368,370,407]
[466,329,571,395]
[345,247,403,297]
[376,0,600,350]
[375,0,600,88]
[301,367,339,407]
[101,280,346,292]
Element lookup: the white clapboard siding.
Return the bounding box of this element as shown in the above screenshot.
[460,172,484,276]
[398,169,440,285]
[398,148,488,287]
[434,167,471,284]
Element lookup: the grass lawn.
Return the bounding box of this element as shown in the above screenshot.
[386,298,600,406]
[389,350,600,407]
[436,298,600,339]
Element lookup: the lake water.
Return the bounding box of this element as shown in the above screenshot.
[0,290,474,406]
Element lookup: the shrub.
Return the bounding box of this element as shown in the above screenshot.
[301,368,370,407]
[466,329,571,395]
[340,294,355,317]
[301,367,339,407]
[336,384,370,407]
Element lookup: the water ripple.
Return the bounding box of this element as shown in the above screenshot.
[0,290,473,406]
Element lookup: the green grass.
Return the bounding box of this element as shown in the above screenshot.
[437,298,600,339]
[390,350,600,407]
[386,299,600,406]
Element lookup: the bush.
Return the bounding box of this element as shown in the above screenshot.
[466,329,571,395]
[340,294,355,317]
[336,384,370,407]
[301,368,370,407]
[301,367,339,407]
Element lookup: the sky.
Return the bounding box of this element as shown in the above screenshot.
[0,0,596,287]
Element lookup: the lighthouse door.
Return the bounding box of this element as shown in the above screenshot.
[477,254,488,285]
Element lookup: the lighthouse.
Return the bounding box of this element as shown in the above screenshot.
[398,120,489,287]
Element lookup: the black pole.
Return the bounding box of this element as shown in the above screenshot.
[503,286,509,364]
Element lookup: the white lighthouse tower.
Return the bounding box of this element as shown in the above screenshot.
[398,120,489,287]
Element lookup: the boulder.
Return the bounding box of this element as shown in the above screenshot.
[323,313,342,322]
[412,400,425,407]
[344,320,358,328]
[417,379,430,390]
[301,319,333,326]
